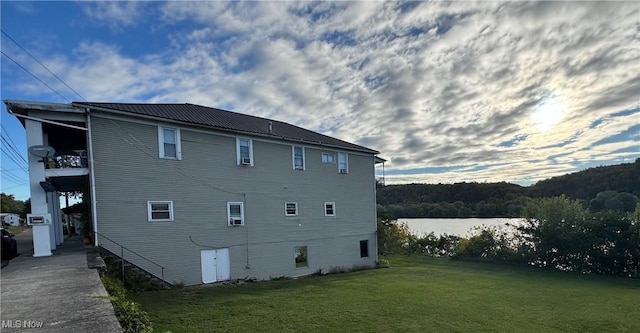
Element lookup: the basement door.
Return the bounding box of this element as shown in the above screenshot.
[201,248,230,284]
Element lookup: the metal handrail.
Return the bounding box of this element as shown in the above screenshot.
[93,231,165,283]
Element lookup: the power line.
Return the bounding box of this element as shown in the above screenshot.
[2,154,29,174]
[1,137,28,166]
[1,183,28,191]
[1,30,87,102]
[0,50,71,102]
[1,124,22,153]
[0,137,29,168]
[0,130,28,166]
[1,142,29,167]
[1,172,27,186]
[1,168,27,184]
[0,146,29,172]
[92,111,244,197]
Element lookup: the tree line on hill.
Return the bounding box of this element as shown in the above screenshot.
[377,159,640,218]
[0,193,30,217]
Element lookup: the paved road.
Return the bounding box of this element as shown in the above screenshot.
[0,229,122,332]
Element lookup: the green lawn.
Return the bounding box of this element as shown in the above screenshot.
[131,256,640,333]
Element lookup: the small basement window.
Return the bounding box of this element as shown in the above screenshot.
[147,201,174,222]
[324,202,335,217]
[360,240,369,258]
[285,202,298,216]
[294,246,308,268]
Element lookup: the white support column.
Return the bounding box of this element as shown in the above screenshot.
[25,119,52,257]
[52,192,62,245]
[55,193,63,245]
[48,192,62,246]
[47,192,56,249]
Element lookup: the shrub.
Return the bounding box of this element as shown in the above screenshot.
[377,217,411,255]
[453,227,519,263]
[376,258,390,267]
[102,275,127,299]
[514,197,639,277]
[101,276,153,333]
[111,297,153,333]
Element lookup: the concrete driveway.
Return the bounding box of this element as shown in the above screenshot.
[0,229,122,332]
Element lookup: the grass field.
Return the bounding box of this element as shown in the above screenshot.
[3,225,28,235]
[131,255,640,333]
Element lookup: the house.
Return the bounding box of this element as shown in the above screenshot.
[5,100,382,285]
[1,213,21,226]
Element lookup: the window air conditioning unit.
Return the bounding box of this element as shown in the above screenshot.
[339,168,348,174]
[240,157,251,165]
[230,218,243,226]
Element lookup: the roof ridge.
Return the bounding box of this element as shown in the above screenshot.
[74,101,378,154]
[77,101,188,106]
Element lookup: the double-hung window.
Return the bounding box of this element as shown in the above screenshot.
[158,127,181,159]
[236,138,253,166]
[227,202,244,226]
[292,146,305,170]
[147,201,174,222]
[338,152,348,174]
[324,202,336,217]
[285,202,298,216]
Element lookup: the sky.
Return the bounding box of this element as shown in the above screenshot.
[1,1,639,201]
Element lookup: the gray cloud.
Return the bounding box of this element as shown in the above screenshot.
[4,1,639,186]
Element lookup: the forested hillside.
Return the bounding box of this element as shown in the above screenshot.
[529,159,640,199]
[377,159,640,218]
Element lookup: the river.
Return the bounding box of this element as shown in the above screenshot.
[399,218,524,237]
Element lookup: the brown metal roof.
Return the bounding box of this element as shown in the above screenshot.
[73,102,378,154]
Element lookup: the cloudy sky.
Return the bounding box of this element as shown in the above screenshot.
[1,1,639,200]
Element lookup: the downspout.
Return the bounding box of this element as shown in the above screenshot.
[244,193,250,269]
[86,110,99,246]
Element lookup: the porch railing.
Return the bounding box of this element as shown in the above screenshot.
[46,150,88,169]
[93,231,166,284]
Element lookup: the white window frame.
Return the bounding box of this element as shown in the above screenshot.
[285,202,298,216]
[324,202,336,217]
[338,152,348,174]
[322,152,335,164]
[147,201,174,222]
[292,146,305,170]
[236,138,254,166]
[158,126,181,160]
[227,202,245,226]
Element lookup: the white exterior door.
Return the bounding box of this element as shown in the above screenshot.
[201,248,230,283]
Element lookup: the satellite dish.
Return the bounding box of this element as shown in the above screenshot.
[28,145,56,158]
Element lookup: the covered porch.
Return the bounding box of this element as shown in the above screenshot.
[5,100,95,256]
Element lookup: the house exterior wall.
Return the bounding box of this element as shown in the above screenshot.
[90,114,377,285]
[1,213,20,226]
